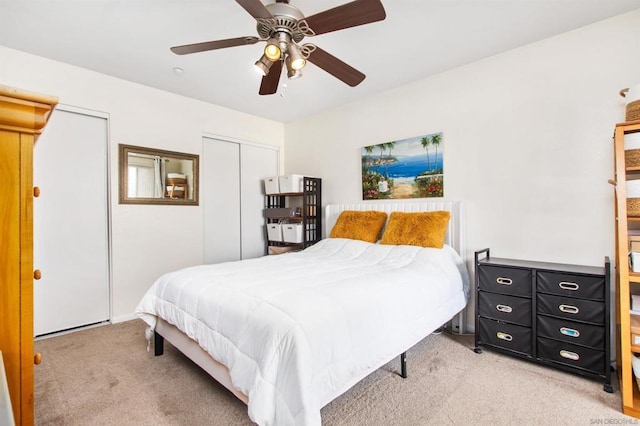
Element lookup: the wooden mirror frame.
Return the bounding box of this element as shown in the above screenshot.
[119,144,199,205]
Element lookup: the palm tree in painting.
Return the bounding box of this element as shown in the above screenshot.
[381,141,395,178]
[430,133,442,172]
[421,136,431,171]
[376,143,387,166]
[363,145,375,167]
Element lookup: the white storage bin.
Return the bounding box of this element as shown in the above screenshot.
[629,180,640,198]
[625,132,640,150]
[264,177,280,194]
[632,354,640,391]
[282,223,303,243]
[278,174,304,193]
[266,224,283,242]
[632,253,640,273]
[633,294,640,311]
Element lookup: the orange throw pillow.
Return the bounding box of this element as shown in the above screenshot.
[330,210,388,243]
[380,211,450,248]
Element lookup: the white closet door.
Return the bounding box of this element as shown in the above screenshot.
[202,137,278,263]
[33,107,110,336]
[240,144,279,259]
[203,137,241,263]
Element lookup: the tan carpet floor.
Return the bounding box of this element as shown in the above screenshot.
[34,319,628,425]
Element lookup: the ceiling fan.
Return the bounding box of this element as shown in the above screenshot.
[170,0,386,95]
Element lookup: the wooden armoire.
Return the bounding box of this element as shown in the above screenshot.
[0,85,58,425]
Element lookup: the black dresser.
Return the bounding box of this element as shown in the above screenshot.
[474,248,612,392]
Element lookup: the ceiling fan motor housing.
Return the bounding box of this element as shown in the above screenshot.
[259,2,309,43]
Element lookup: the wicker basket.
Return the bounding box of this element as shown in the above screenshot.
[629,198,640,217]
[627,149,640,167]
[628,99,640,122]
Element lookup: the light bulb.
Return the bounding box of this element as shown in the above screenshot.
[286,43,306,70]
[290,57,306,70]
[264,43,281,61]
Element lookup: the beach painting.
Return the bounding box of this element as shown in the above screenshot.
[361,132,443,200]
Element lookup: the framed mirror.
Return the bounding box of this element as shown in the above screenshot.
[119,144,199,205]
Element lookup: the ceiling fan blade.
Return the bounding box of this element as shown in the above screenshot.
[307,47,365,87]
[259,60,283,95]
[171,36,260,55]
[303,0,386,36]
[236,0,273,20]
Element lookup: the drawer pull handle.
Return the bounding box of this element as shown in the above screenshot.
[559,304,579,314]
[496,277,513,285]
[560,327,580,338]
[559,350,580,361]
[496,304,513,313]
[496,332,513,341]
[558,281,579,291]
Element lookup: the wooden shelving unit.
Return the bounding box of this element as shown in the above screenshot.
[613,119,640,418]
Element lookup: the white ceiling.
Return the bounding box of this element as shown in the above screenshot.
[2,0,640,123]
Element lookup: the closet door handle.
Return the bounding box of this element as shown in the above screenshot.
[33,186,40,197]
[559,304,579,314]
[496,277,512,285]
[34,269,42,280]
[558,281,579,291]
[496,304,513,313]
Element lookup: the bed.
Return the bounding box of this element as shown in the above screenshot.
[136,201,470,425]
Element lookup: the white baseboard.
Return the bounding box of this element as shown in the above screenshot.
[111,313,137,324]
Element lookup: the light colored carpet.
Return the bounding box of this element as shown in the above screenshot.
[34,320,627,425]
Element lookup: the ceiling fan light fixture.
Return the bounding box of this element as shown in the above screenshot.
[285,54,302,79]
[265,32,293,61]
[264,41,281,61]
[287,44,306,70]
[254,55,273,76]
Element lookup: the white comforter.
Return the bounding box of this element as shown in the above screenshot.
[136,238,469,426]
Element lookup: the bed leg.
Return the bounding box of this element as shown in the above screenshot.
[154,331,164,356]
[400,352,407,378]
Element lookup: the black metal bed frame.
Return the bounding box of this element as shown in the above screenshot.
[156,330,410,379]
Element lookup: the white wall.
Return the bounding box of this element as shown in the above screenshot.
[285,10,640,328]
[0,46,285,322]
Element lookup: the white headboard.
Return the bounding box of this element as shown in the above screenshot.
[325,201,466,261]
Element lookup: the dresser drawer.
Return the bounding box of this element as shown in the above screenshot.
[478,291,531,327]
[478,265,532,297]
[478,317,532,356]
[537,293,605,325]
[537,337,605,375]
[537,271,604,301]
[537,315,604,350]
